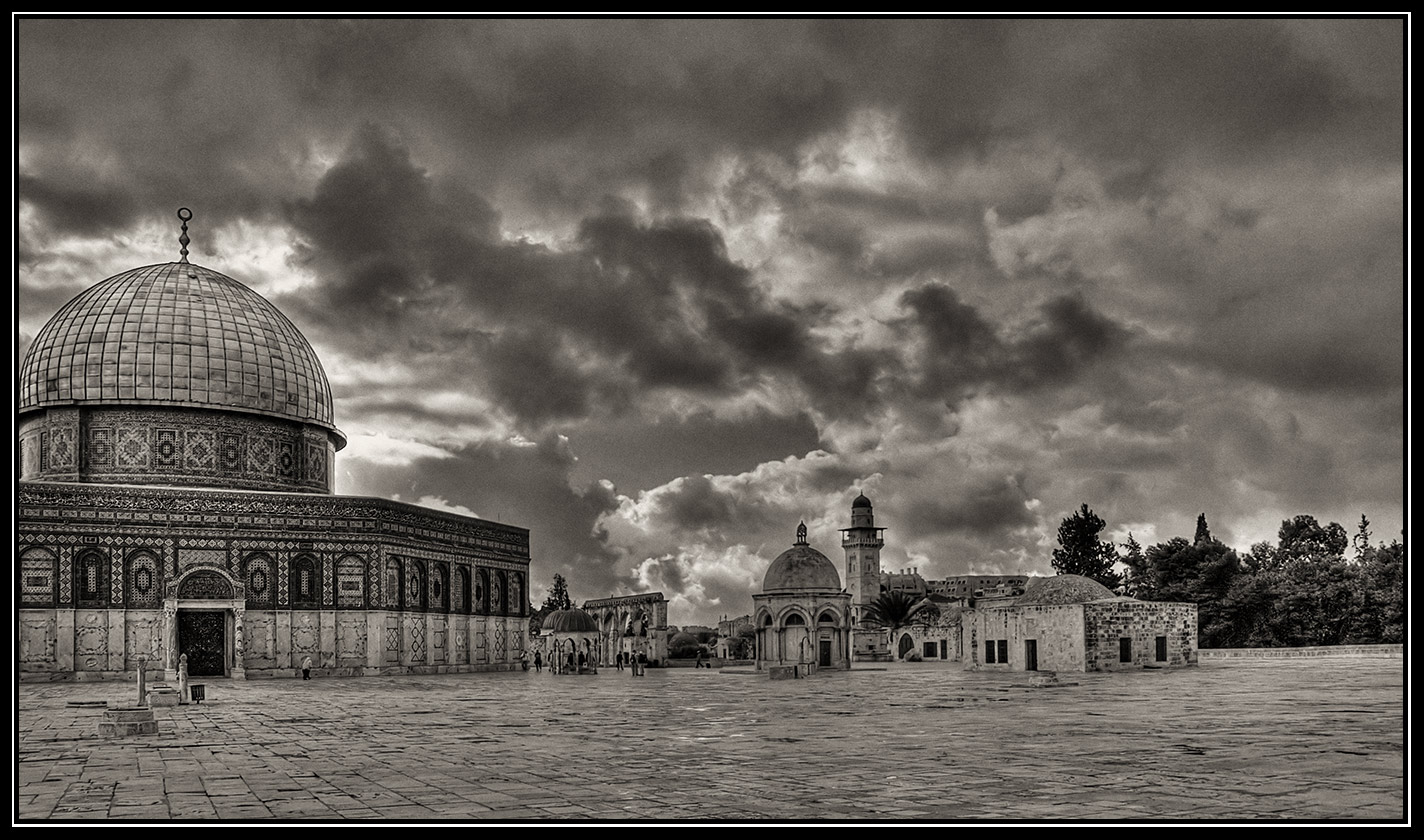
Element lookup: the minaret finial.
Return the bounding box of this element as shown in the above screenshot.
[796,520,808,545]
[177,207,192,263]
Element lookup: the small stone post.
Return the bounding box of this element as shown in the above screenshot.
[136,654,148,708]
[177,653,190,704]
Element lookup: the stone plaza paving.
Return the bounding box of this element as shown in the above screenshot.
[15,657,1406,823]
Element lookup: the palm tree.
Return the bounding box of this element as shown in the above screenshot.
[862,590,940,659]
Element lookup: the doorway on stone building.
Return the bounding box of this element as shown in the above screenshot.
[819,639,832,666]
[178,610,227,677]
[1024,639,1038,671]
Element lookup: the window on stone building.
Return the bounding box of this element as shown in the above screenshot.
[1120,637,1133,663]
[245,554,273,608]
[336,555,365,608]
[985,640,996,663]
[784,613,805,626]
[291,555,318,608]
[126,551,160,608]
[385,558,402,609]
[20,548,57,607]
[997,639,1008,663]
[75,551,108,607]
[1155,636,1167,662]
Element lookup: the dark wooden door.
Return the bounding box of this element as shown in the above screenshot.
[819,639,832,666]
[178,611,226,677]
[1024,639,1038,671]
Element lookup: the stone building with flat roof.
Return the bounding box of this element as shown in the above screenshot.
[17,211,530,682]
[962,574,1197,672]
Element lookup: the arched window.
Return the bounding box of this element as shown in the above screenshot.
[494,571,507,615]
[385,558,402,609]
[762,614,773,626]
[336,555,365,608]
[74,550,109,608]
[290,555,318,609]
[20,548,57,607]
[475,569,488,614]
[431,563,449,613]
[453,567,469,614]
[126,551,161,608]
[818,610,837,625]
[783,613,806,626]
[509,573,522,617]
[245,553,273,608]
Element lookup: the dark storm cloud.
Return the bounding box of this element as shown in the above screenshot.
[341,433,624,600]
[569,407,822,493]
[901,471,1036,539]
[278,126,915,431]
[897,282,1130,401]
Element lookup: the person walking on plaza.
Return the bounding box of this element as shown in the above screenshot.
[301,655,313,681]
[695,649,705,669]
[534,650,542,672]
[616,651,624,671]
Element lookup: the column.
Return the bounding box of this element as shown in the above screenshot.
[162,602,177,680]
[232,606,246,679]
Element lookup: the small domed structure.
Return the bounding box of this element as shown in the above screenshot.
[852,491,873,508]
[543,608,599,634]
[1014,574,1117,606]
[540,609,600,674]
[753,522,852,673]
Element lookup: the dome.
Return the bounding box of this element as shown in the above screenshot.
[852,492,873,508]
[1014,575,1118,606]
[18,261,341,443]
[763,543,842,593]
[543,608,599,634]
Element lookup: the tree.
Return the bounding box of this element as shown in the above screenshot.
[528,574,576,636]
[541,574,574,612]
[1194,513,1212,545]
[1353,514,1373,561]
[1141,535,1244,647]
[1052,503,1121,589]
[1120,533,1147,595]
[862,590,939,657]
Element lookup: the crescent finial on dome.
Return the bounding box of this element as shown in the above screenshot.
[177,207,193,263]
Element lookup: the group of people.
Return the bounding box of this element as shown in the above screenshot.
[615,650,647,676]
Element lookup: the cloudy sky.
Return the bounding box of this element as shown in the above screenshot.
[16,18,1406,627]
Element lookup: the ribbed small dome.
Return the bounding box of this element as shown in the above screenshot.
[543,608,599,633]
[1014,575,1117,606]
[19,262,340,441]
[763,544,842,593]
[852,492,873,508]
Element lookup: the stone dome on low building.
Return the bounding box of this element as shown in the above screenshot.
[19,261,339,439]
[543,608,599,634]
[1013,574,1118,606]
[762,521,844,593]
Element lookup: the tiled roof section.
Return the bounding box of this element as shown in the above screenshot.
[19,262,336,430]
[763,544,843,593]
[1013,574,1118,606]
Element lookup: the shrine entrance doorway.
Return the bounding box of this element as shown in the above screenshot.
[178,610,227,676]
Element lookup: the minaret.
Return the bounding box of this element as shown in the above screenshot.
[840,491,885,625]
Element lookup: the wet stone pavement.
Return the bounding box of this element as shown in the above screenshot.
[15,657,1406,823]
